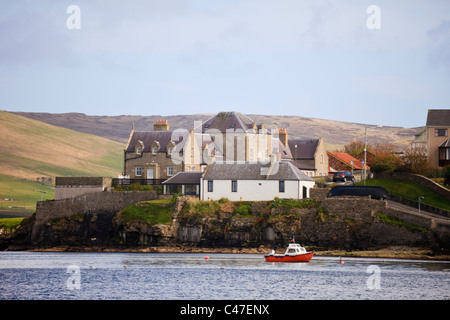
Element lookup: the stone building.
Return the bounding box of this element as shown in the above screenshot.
[123,120,203,181]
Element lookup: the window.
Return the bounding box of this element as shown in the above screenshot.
[167,166,174,176]
[279,180,285,193]
[136,147,141,155]
[135,167,142,176]
[152,147,158,155]
[168,147,173,155]
[435,129,448,137]
[231,180,237,192]
[208,181,213,192]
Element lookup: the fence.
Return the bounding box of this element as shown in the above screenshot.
[112,178,166,187]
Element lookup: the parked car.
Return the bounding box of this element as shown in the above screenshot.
[327,186,390,200]
[332,171,355,182]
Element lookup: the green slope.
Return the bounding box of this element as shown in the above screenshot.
[0,110,124,214]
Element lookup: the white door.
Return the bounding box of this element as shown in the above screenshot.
[147,169,154,179]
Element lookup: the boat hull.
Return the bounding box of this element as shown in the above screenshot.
[264,251,314,263]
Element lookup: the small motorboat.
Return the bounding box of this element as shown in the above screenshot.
[264,241,314,263]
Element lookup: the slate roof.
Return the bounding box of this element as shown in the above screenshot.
[125,131,186,153]
[202,162,314,181]
[426,109,450,127]
[199,112,256,133]
[288,139,319,160]
[162,171,203,185]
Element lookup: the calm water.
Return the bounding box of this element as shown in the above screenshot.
[0,251,449,300]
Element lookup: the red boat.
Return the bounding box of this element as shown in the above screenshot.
[264,242,314,263]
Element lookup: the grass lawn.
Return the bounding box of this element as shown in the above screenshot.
[357,178,450,211]
[118,199,173,225]
[0,217,24,232]
[0,174,54,214]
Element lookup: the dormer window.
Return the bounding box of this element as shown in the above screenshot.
[136,147,141,155]
[152,147,158,155]
[168,147,173,155]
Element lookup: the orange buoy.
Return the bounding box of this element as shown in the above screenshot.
[204,256,210,260]
[339,257,344,264]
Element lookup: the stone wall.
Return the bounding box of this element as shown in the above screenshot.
[31,191,157,243]
[54,177,113,200]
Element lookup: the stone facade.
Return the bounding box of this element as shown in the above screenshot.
[54,177,112,200]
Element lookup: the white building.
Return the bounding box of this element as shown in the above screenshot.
[200,161,315,201]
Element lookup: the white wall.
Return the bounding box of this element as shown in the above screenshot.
[200,179,315,201]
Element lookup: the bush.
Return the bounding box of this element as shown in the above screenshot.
[270,198,320,209]
[234,204,252,216]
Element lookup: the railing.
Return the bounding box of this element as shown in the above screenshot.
[388,194,450,218]
[112,178,166,187]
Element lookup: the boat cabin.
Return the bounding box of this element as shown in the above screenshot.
[285,243,307,255]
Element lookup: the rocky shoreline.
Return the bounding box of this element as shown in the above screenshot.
[19,245,450,261]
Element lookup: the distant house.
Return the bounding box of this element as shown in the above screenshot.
[287,138,329,177]
[200,161,315,201]
[424,109,450,167]
[327,151,369,172]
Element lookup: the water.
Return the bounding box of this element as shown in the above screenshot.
[0,251,449,300]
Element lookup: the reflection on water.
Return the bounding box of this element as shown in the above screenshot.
[0,252,449,300]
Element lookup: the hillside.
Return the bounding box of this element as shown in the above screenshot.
[12,111,418,150]
[0,111,123,214]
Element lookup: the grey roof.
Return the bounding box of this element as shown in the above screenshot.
[162,171,203,184]
[282,159,316,171]
[202,162,314,181]
[199,112,256,133]
[125,131,187,153]
[426,109,450,127]
[288,139,319,160]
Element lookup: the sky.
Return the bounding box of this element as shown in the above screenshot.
[1,0,449,128]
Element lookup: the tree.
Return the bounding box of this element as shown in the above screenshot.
[402,144,431,176]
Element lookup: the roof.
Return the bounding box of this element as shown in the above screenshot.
[288,139,319,160]
[439,138,450,148]
[202,162,314,181]
[162,171,203,185]
[198,112,256,133]
[282,159,316,171]
[426,109,450,127]
[125,131,187,152]
[327,151,370,170]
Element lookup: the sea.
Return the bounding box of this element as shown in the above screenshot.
[0,251,449,317]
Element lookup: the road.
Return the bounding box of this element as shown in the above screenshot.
[386,200,450,226]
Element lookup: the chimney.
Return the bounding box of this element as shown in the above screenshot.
[154,119,170,131]
[278,128,288,147]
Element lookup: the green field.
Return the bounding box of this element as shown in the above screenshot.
[0,111,124,215]
[357,178,450,211]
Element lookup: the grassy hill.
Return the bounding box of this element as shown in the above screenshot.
[12,111,418,150]
[0,111,123,215]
